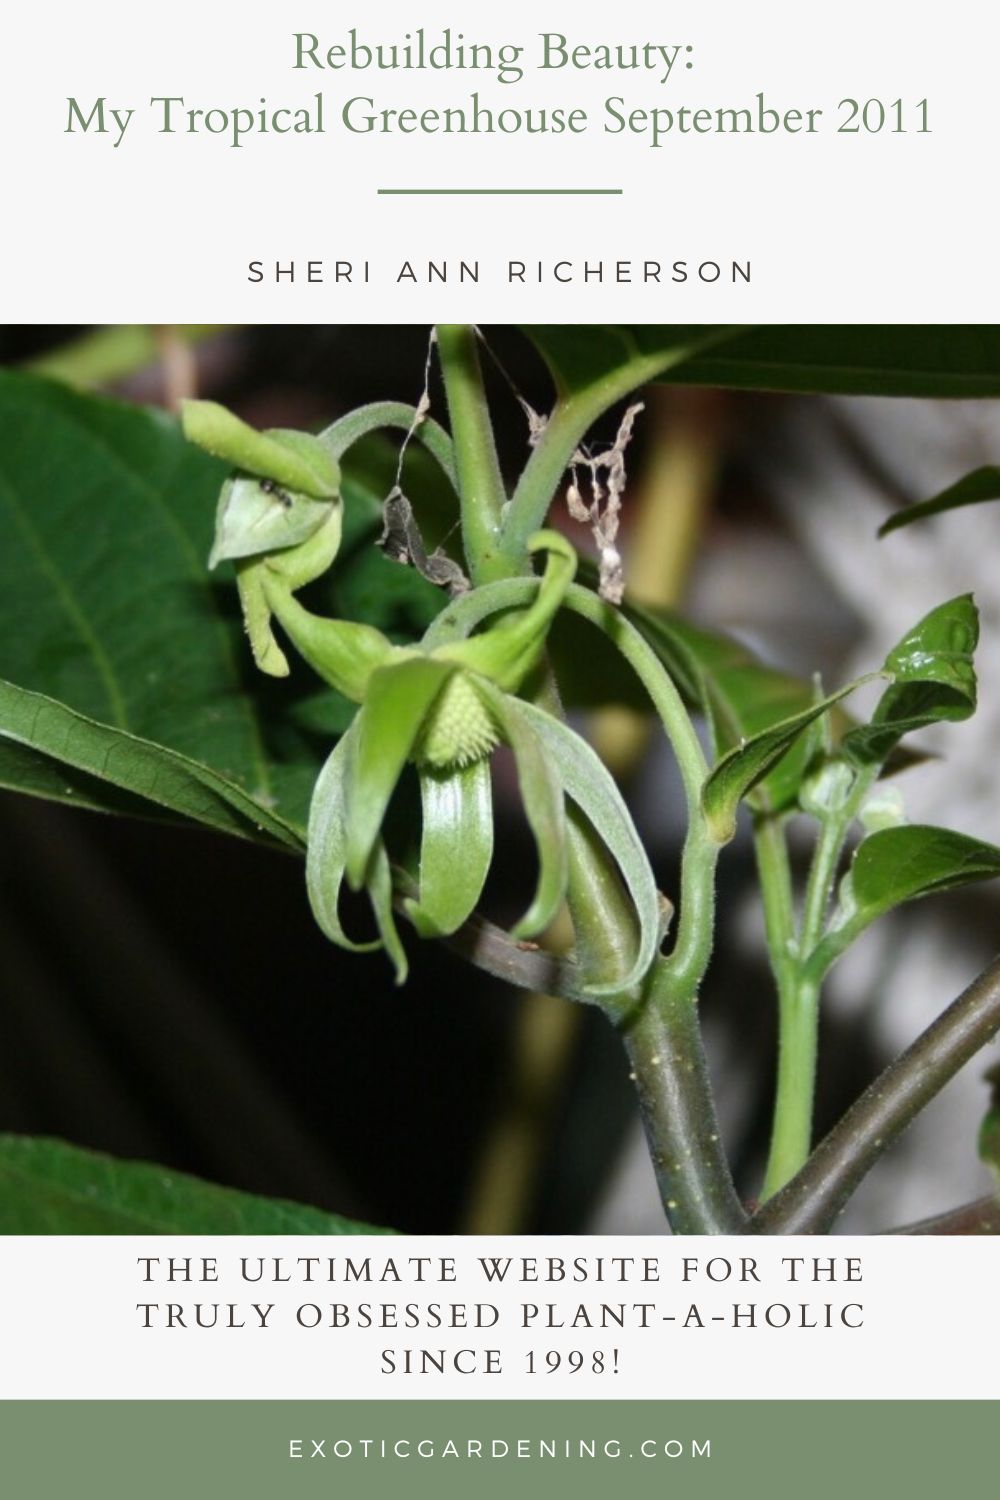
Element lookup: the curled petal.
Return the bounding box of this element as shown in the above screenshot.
[501,696,662,998]
[307,724,408,983]
[477,682,568,940]
[182,399,339,499]
[208,477,337,569]
[436,530,576,691]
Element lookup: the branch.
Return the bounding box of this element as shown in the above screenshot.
[623,987,749,1234]
[752,954,1000,1233]
[887,1196,1000,1235]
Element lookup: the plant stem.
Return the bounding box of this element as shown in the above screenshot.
[752,953,1000,1233]
[434,325,508,585]
[758,767,878,1198]
[887,1196,1000,1235]
[753,816,819,1199]
[623,982,747,1233]
[500,329,743,571]
[762,977,820,1199]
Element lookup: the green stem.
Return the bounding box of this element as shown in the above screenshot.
[754,954,1000,1233]
[435,325,508,585]
[754,815,820,1201]
[761,976,821,1200]
[759,767,878,1199]
[753,816,796,991]
[500,329,744,571]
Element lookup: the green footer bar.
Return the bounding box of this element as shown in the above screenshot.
[0,1401,993,1498]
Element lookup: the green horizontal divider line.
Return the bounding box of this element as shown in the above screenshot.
[377,188,623,195]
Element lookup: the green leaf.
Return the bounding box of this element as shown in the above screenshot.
[524,326,1000,399]
[405,761,494,937]
[0,679,304,850]
[345,656,455,888]
[478,685,568,942]
[306,722,407,981]
[843,595,978,768]
[879,466,1000,537]
[0,1135,391,1234]
[702,679,865,843]
[847,825,1000,929]
[621,598,826,814]
[498,694,662,996]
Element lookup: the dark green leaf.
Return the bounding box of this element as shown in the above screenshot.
[0,679,303,850]
[848,825,1000,927]
[0,1135,391,1234]
[879,466,1000,537]
[524,326,1000,399]
[843,596,978,768]
[702,679,864,843]
[0,371,319,827]
[405,761,494,937]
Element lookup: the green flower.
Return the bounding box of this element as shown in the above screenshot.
[188,404,661,998]
[292,531,660,996]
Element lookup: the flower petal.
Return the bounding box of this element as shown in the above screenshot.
[346,656,457,889]
[182,400,339,498]
[405,761,495,937]
[437,531,576,691]
[478,682,568,940]
[306,723,408,982]
[506,697,662,997]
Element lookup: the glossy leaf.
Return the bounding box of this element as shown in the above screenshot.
[500,694,663,996]
[305,723,407,981]
[702,679,865,843]
[0,679,304,851]
[621,597,826,814]
[345,656,455,889]
[843,595,978,768]
[524,326,1000,400]
[0,1135,390,1234]
[405,761,494,937]
[879,466,1000,537]
[846,825,1000,929]
[479,684,568,942]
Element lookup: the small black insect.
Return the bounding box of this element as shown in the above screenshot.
[259,478,293,508]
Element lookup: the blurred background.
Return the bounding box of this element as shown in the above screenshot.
[0,324,996,1233]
